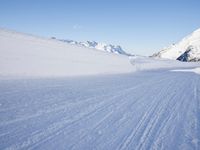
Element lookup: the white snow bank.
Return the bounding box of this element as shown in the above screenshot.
[130,56,200,71]
[171,67,200,75]
[0,29,133,77]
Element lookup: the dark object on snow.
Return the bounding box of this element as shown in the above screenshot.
[177,50,190,61]
[177,46,193,62]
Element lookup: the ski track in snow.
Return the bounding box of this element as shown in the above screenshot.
[0,69,200,150]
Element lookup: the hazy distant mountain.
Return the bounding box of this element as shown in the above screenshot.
[58,39,131,56]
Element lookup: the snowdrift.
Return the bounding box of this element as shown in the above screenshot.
[0,29,133,77]
[130,56,200,71]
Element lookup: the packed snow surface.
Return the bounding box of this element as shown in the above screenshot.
[0,67,200,150]
[171,67,200,75]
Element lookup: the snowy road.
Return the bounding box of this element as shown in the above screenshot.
[0,69,200,150]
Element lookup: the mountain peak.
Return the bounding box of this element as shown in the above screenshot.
[152,28,200,62]
[58,39,131,56]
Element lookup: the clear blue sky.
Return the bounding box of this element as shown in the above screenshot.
[0,0,200,55]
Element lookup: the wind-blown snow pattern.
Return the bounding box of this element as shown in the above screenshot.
[0,68,200,150]
[153,28,200,61]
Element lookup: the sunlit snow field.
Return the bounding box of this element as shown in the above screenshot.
[0,68,200,150]
[0,29,200,150]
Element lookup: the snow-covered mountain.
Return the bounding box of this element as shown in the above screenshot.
[152,28,200,62]
[58,39,130,56]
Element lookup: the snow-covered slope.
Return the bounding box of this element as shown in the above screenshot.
[59,39,130,55]
[0,29,133,77]
[1,67,200,150]
[152,28,200,61]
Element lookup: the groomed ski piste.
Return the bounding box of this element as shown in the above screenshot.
[0,29,200,150]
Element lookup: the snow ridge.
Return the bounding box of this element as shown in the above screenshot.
[0,28,133,77]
